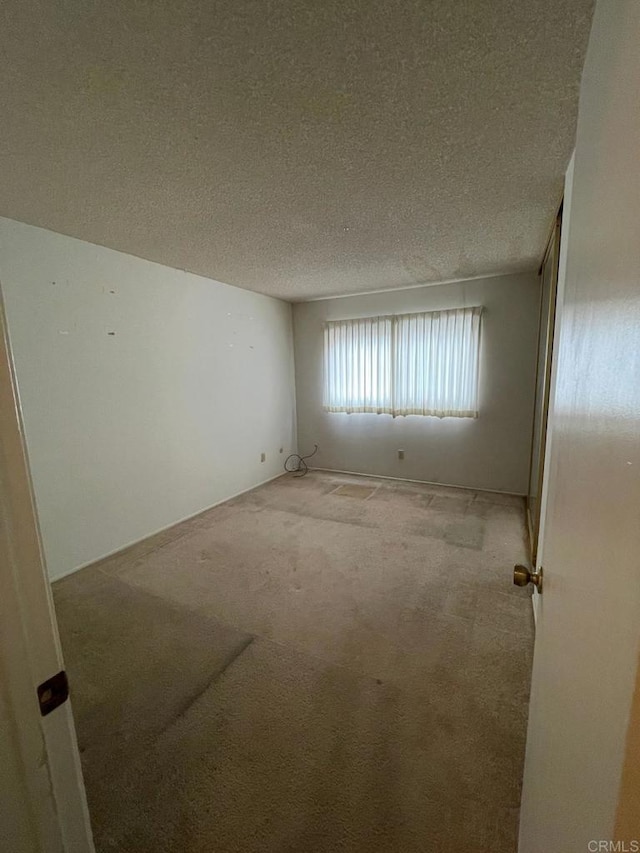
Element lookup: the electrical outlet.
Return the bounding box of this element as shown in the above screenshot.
[260,452,266,462]
[398,449,405,460]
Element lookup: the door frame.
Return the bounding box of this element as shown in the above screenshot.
[528,153,575,628]
[526,205,562,565]
[0,284,94,852]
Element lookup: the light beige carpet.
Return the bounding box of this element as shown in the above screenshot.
[53,471,534,853]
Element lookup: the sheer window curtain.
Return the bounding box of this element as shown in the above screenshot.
[323,307,482,418]
[393,307,482,417]
[323,316,393,413]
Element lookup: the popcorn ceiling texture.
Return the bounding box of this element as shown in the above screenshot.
[0,0,594,301]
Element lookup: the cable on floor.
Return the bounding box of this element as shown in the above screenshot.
[284,444,318,477]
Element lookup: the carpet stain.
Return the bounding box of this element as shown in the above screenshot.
[405,518,447,540]
[331,483,378,500]
[275,504,379,529]
[444,518,486,550]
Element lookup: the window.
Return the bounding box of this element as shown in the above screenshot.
[323,306,482,418]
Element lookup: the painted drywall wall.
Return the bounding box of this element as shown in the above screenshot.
[293,273,540,494]
[0,218,296,580]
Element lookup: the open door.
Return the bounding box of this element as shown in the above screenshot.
[0,287,94,852]
[518,1,640,849]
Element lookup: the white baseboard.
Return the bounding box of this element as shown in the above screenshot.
[309,466,524,497]
[50,471,288,583]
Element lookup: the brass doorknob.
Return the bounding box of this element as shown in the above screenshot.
[514,564,543,593]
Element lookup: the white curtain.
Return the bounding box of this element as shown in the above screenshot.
[323,316,392,413]
[393,307,482,417]
[323,306,482,418]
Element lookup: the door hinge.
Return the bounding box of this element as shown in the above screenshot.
[37,670,69,716]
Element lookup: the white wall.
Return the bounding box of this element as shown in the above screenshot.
[293,273,540,494]
[0,218,296,580]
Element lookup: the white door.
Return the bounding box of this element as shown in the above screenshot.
[518,1,640,850]
[0,289,94,852]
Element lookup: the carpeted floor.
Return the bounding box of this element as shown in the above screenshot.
[53,471,534,853]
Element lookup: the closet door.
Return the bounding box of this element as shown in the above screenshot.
[527,212,561,561]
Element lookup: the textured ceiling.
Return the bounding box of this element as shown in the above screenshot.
[0,1,594,301]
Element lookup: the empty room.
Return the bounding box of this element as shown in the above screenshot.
[3,2,640,852]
